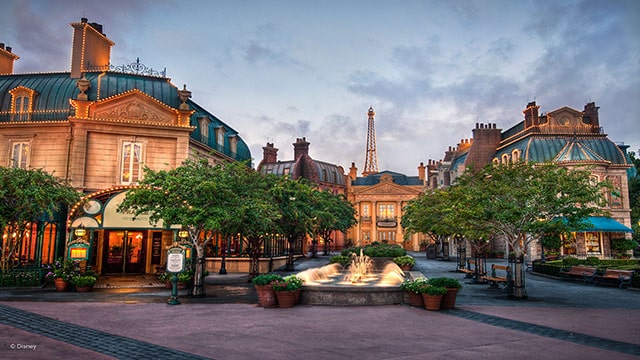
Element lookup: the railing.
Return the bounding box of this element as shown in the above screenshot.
[0,110,72,123]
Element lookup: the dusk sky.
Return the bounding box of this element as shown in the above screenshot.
[2,0,638,174]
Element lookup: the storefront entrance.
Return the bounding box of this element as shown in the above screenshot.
[104,230,146,274]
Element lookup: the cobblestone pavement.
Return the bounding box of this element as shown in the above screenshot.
[1,252,639,359]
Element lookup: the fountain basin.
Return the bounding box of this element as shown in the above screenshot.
[299,283,404,305]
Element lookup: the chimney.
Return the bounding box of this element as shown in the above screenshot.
[293,137,310,160]
[0,43,20,74]
[523,101,540,129]
[262,143,278,163]
[465,122,502,172]
[349,162,358,181]
[417,162,426,181]
[583,102,600,132]
[70,18,115,78]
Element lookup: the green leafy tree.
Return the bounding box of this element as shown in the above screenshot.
[310,190,357,257]
[270,177,317,271]
[118,159,238,297]
[0,167,80,270]
[454,162,610,299]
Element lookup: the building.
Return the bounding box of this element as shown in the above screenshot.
[0,18,251,274]
[345,107,428,251]
[257,137,348,251]
[433,101,634,260]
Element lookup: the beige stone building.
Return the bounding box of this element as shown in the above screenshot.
[0,18,251,274]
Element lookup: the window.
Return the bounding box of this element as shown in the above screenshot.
[121,142,144,184]
[378,204,395,221]
[378,231,396,243]
[501,154,510,164]
[9,86,36,121]
[361,204,370,217]
[584,233,601,254]
[216,127,225,148]
[511,149,521,162]
[10,141,30,168]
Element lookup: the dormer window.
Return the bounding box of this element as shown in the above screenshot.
[501,154,510,164]
[198,116,211,144]
[228,134,238,155]
[9,86,37,121]
[511,149,521,162]
[216,127,225,147]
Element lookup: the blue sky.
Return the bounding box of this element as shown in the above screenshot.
[2,0,638,174]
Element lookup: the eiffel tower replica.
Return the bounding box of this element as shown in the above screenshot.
[362,106,379,176]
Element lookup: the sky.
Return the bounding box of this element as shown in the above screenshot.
[2,0,638,175]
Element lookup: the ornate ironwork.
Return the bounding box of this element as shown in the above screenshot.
[87,58,167,77]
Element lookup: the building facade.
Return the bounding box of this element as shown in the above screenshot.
[257,137,348,251]
[0,18,251,274]
[432,101,634,260]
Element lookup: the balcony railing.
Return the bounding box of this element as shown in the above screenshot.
[0,110,72,123]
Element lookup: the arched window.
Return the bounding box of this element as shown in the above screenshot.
[511,149,521,162]
[501,154,510,164]
[9,86,37,121]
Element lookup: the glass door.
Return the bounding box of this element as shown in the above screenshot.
[104,231,146,274]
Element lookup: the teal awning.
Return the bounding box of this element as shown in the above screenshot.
[573,216,634,233]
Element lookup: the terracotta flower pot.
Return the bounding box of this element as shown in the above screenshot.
[255,285,278,308]
[54,278,70,292]
[275,290,297,308]
[441,288,459,309]
[422,294,443,311]
[407,292,424,307]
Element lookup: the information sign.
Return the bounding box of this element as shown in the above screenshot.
[166,247,185,273]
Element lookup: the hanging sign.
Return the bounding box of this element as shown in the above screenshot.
[166,246,185,273]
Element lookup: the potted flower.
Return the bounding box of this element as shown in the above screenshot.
[420,285,447,311]
[177,272,192,289]
[427,277,462,309]
[42,257,79,292]
[158,272,173,288]
[393,255,416,271]
[71,275,97,292]
[272,275,303,308]
[400,277,429,307]
[251,274,284,308]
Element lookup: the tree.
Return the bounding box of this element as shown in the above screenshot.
[454,162,610,299]
[0,167,80,270]
[310,190,357,257]
[118,159,238,297]
[270,176,317,271]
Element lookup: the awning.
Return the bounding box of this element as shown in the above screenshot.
[573,216,634,233]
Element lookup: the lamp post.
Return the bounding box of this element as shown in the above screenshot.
[74,225,87,239]
[285,197,296,271]
[219,235,228,275]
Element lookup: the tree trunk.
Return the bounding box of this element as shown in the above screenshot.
[508,254,528,300]
[189,246,206,298]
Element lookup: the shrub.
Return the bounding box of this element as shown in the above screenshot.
[272,275,303,291]
[427,277,462,289]
[71,275,97,287]
[399,277,429,294]
[329,255,351,267]
[251,274,284,286]
[562,257,582,266]
[342,244,406,258]
[420,285,448,296]
[393,255,415,267]
[584,257,601,266]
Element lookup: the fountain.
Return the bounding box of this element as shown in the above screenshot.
[296,250,413,305]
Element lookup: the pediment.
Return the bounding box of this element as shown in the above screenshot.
[90,89,178,125]
[354,182,422,196]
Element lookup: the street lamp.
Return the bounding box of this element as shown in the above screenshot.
[74,225,87,239]
[178,229,189,241]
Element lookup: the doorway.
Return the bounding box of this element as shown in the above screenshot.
[104,230,146,273]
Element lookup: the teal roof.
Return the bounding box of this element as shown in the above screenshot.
[352,170,423,186]
[0,71,251,162]
[496,136,628,165]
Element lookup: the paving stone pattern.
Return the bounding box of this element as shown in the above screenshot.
[444,309,640,356]
[0,304,210,360]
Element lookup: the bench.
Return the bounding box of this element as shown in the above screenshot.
[481,264,510,289]
[594,269,634,289]
[458,259,476,278]
[559,265,597,283]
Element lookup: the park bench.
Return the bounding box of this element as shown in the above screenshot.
[559,265,597,283]
[458,259,476,278]
[594,269,634,289]
[481,264,510,289]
